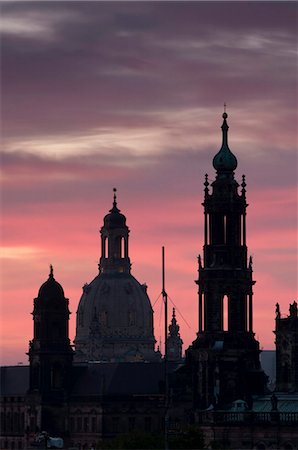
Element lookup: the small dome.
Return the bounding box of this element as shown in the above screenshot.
[38,266,65,301]
[103,188,127,230]
[213,147,237,172]
[213,111,237,173]
[103,206,127,229]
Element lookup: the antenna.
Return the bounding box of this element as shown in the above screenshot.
[162,246,168,362]
[162,246,169,450]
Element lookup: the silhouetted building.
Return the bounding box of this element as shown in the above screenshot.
[1,111,298,450]
[275,301,298,392]
[167,308,183,362]
[186,111,266,409]
[74,189,160,363]
[27,265,73,435]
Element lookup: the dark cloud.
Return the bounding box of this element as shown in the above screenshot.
[2,2,297,138]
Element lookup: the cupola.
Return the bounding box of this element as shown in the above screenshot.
[37,265,65,302]
[99,188,131,274]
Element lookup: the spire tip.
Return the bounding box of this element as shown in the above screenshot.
[113,187,117,207]
[223,103,228,119]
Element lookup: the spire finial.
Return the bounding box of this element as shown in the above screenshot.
[113,187,117,207]
[49,264,54,278]
[222,103,228,120]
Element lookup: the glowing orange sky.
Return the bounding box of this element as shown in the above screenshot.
[1,2,297,365]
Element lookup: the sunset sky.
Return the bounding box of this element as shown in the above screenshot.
[1,1,297,365]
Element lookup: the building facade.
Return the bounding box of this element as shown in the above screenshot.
[275,301,298,392]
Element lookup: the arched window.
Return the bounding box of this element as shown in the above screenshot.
[121,237,125,258]
[223,295,229,331]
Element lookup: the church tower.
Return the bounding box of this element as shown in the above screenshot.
[74,190,159,362]
[167,308,183,362]
[27,266,73,434]
[187,111,266,409]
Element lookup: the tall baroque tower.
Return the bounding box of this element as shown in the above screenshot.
[187,111,266,409]
[27,266,73,435]
[74,190,159,362]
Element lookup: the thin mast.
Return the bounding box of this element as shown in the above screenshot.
[162,246,169,450]
[162,246,168,362]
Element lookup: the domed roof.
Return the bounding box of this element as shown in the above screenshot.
[213,112,237,173]
[75,272,157,362]
[38,265,65,301]
[103,188,127,230]
[76,273,153,339]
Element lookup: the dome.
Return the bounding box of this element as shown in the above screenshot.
[75,272,157,362]
[103,206,127,230]
[213,112,237,173]
[103,188,127,230]
[37,266,65,301]
[213,147,237,172]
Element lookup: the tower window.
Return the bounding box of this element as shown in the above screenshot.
[223,215,227,244]
[223,295,229,331]
[121,237,125,258]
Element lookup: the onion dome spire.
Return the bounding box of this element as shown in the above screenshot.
[213,107,237,174]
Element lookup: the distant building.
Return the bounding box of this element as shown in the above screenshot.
[275,301,298,392]
[167,308,183,362]
[260,350,276,391]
